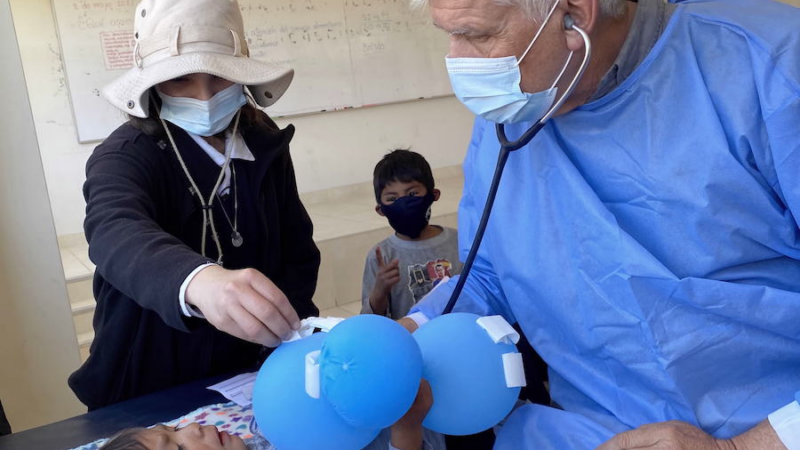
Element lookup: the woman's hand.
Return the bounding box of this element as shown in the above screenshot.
[391,379,433,450]
[186,265,300,347]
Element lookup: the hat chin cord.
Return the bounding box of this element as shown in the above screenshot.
[154,94,241,265]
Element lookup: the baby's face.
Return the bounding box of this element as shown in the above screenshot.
[138,424,248,450]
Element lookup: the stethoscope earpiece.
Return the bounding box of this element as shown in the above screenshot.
[563,14,576,30]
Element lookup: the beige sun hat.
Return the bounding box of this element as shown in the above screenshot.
[103,0,293,118]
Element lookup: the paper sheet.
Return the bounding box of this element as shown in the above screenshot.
[207,372,258,407]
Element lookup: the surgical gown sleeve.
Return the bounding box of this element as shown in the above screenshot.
[763,84,800,231]
[762,40,800,450]
[410,255,514,322]
[410,119,516,323]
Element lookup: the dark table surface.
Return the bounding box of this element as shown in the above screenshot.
[0,373,236,450]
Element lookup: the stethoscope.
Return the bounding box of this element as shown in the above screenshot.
[442,15,592,314]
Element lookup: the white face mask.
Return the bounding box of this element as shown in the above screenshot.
[445,0,572,124]
[157,83,247,136]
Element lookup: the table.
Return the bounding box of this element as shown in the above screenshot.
[0,373,236,450]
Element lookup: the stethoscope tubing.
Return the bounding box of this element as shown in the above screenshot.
[441,18,591,315]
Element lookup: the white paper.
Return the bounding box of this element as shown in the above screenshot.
[207,372,258,406]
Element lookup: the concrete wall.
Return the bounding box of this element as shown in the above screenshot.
[0,0,85,431]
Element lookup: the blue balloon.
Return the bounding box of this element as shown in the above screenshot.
[320,315,423,429]
[413,313,522,435]
[252,333,380,450]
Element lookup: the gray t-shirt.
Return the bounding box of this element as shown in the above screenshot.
[362,226,462,319]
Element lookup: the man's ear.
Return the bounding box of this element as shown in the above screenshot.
[433,189,441,201]
[375,205,385,217]
[563,0,598,52]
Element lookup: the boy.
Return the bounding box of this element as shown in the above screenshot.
[362,149,461,319]
[362,150,501,450]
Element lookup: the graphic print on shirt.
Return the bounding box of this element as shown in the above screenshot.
[407,259,453,303]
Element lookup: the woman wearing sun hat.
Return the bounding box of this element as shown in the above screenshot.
[68,0,321,410]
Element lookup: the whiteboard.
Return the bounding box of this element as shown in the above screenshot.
[52,0,452,143]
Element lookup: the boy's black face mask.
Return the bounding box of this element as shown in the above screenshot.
[381,193,435,238]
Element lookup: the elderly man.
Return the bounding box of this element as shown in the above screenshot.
[400,0,800,448]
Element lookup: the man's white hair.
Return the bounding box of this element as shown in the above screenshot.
[411,0,627,19]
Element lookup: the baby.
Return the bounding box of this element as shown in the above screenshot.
[98,405,444,450]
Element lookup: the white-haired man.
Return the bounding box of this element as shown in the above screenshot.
[401,0,800,449]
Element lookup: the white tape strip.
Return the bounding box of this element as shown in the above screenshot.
[305,350,321,399]
[306,316,345,332]
[285,316,345,342]
[476,315,520,344]
[502,352,527,388]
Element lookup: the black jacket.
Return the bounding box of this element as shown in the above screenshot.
[0,399,9,436]
[69,119,320,410]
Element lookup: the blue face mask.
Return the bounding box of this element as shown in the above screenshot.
[157,83,247,136]
[381,193,435,239]
[445,1,570,124]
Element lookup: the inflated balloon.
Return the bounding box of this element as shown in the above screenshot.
[320,314,423,429]
[413,313,526,435]
[252,332,380,450]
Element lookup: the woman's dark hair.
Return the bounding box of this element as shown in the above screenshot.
[127,87,278,138]
[99,427,149,450]
[372,149,435,204]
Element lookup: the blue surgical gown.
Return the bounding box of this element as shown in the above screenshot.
[412,0,800,448]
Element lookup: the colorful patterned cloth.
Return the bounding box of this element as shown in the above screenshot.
[165,402,259,439]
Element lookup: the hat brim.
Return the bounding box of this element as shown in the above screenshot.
[102,52,294,118]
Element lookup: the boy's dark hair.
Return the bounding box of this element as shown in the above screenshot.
[373,149,435,204]
[99,428,148,450]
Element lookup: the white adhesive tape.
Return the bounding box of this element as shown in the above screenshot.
[502,352,527,388]
[305,350,321,399]
[285,316,344,343]
[476,315,520,345]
